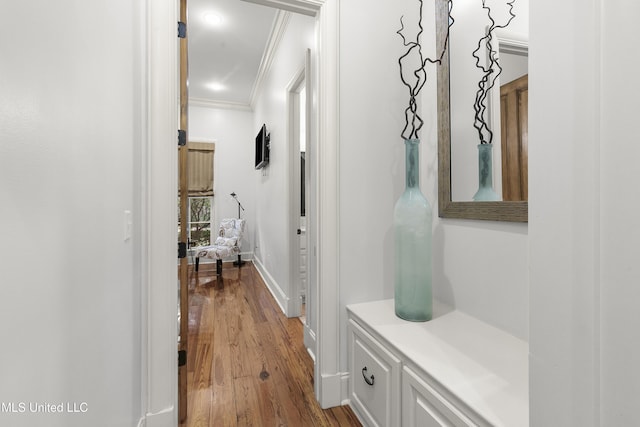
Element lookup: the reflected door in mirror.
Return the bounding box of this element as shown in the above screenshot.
[500,74,528,201]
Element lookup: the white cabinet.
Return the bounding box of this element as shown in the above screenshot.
[347,300,528,427]
[402,366,475,427]
[348,319,401,427]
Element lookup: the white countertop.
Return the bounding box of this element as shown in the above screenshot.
[347,299,529,427]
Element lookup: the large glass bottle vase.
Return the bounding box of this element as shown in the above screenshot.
[394,138,432,322]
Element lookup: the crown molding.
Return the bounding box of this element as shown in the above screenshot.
[249,10,291,109]
[239,0,323,17]
[188,97,253,111]
[190,6,303,112]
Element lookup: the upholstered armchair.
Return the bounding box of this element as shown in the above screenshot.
[194,218,245,274]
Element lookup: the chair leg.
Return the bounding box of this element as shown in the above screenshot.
[234,254,246,267]
[216,259,222,275]
[195,257,199,272]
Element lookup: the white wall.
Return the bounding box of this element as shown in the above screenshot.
[338,0,418,354]
[189,106,256,258]
[530,1,640,425]
[596,1,640,425]
[600,3,640,423]
[338,0,529,373]
[0,1,145,426]
[252,12,315,309]
[12,2,639,425]
[432,0,529,342]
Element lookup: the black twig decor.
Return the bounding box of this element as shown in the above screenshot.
[397,0,453,140]
[472,0,516,144]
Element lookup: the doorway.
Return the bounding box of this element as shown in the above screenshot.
[145,1,343,420]
[288,50,311,323]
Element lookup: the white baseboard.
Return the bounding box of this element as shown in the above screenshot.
[348,401,368,427]
[316,371,350,409]
[253,256,289,315]
[304,322,316,360]
[319,372,344,409]
[340,372,350,406]
[144,406,175,427]
[341,372,367,427]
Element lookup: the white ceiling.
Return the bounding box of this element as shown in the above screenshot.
[187,0,277,107]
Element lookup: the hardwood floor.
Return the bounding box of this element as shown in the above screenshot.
[180,262,362,427]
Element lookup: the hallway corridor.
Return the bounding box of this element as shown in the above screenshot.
[180,262,361,426]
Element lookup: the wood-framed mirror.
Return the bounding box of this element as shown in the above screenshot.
[436,0,528,222]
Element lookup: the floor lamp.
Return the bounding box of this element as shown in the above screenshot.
[230,192,246,267]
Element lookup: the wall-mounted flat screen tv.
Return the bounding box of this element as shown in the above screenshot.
[255,124,270,169]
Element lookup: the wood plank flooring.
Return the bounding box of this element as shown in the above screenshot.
[180,262,362,427]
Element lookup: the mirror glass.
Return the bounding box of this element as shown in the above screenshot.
[437,0,528,221]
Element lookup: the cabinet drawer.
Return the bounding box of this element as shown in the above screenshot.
[348,319,401,427]
[402,366,479,427]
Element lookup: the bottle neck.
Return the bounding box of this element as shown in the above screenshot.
[477,143,493,187]
[405,138,420,188]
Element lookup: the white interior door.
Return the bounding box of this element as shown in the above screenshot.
[288,51,310,321]
[298,87,308,315]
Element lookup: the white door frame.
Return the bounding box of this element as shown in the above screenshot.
[243,0,341,408]
[286,51,310,319]
[144,0,342,418]
[313,0,342,407]
[144,0,180,426]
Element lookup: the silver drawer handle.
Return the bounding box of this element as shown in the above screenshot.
[362,366,375,386]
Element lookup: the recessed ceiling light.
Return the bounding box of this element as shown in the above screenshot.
[207,82,226,92]
[202,11,223,27]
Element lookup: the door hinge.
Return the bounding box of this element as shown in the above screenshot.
[178,21,187,38]
[178,129,186,147]
[178,350,187,367]
[178,242,187,259]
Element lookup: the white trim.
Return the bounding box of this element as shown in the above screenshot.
[145,0,342,417]
[314,0,341,409]
[250,11,291,108]
[286,54,309,319]
[304,322,317,359]
[189,97,253,111]
[189,11,290,111]
[494,29,529,56]
[319,373,343,409]
[144,406,176,427]
[240,0,323,17]
[245,0,341,409]
[135,0,149,423]
[340,372,350,405]
[253,256,290,315]
[146,0,178,425]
